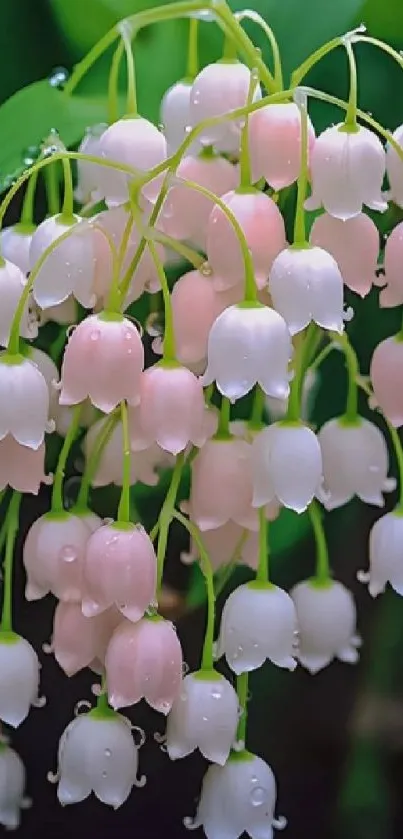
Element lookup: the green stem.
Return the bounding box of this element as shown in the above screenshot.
[156,452,185,590]
[76,412,119,511]
[355,35,403,74]
[148,229,204,269]
[256,507,269,583]
[108,39,125,124]
[235,10,283,90]
[291,35,344,87]
[235,671,249,744]
[120,25,137,114]
[45,163,60,217]
[386,423,403,512]
[286,326,314,422]
[179,177,257,301]
[332,331,358,422]
[222,32,238,60]
[293,95,309,245]
[343,38,358,129]
[117,401,131,523]
[20,171,38,226]
[216,396,231,438]
[173,510,215,670]
[239,68,257,189]
[1,492,22,632]
[308,500,330,584]
[186,17,199,79]
[249,385,265,429]
[105,210,134,312]
[308,339,335,375]
[51,404,82,513]
[61,158,74,219]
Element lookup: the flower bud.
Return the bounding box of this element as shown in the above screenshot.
[291,579,360,673]
[166,670,239,764]
[0,634,40,727]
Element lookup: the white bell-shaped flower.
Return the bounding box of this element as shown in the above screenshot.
[0,352,50,449]
[29,214,96,309]
[201,303,293,402]
[74,123,106,204]
[160,80,200,155]
[306,124,387,220]
[187,753,286,839]
[0,634,40,727]
[318,416,395,510]
[57,711,143,807]
[0,225,33,274]
[0,744,29,830]
[291,579,360,673]
[251,422,323,513]
[268,245,344,335]
[97,116,167,205]
[362,509,403,597]
[166,670,239,765]
[385,123,403,208]
[216,582,297,674]
[0,258,38,346]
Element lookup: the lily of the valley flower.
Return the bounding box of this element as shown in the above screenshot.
[0,744,29,829]
[361,509,403,597]
[291,579,360,673]
[0,352,50,450]
[0,634,40,727]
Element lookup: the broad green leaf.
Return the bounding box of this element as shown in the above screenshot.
[0,81,122,192]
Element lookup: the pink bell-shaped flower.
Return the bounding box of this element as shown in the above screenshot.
[166,670,239,765]
[370,334,403,427]
[0,224,33,274]
[97,116,167,205]
[169,269,242,368]
[181,518,278,572]
[84,415,171,488]
[305,124,387,220]
[0,436,48,494]
[57,712,143,808]
[189,61,261,153]
[268,244,344,335]
[105,616,183,714]
[29,214,96,309]
[82,522,157,622]
[201,303,293,402]
[0,259,38,346]
[206,189,286,291]
[160,80,199,154]
[248,102,316,189]
[132,363,208,455]
[309,212,380,298]
[217,582,297,674]
[52,602,121,676]
[187,754,285,839]
[386,123,403,208]
[0,745,28,830]
[291,579,360,673]
[189,437,258,531]
[59,313,144,412]
[251,422,323,513]
[0,352,50,449]
[162,154,238,250]
[92,205,164,306]
[317,416,394,510]
[362,509,403,597]
[74,123,106,204]
[0,634,40,728]
[23,511,93,602]
[379,221,403,307]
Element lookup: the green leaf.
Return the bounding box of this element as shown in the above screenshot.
[0,81,122,192]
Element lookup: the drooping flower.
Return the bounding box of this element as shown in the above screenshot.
[385,123,403,208]
[189,61,261,153]
[305,124,387,220]
[0,744,29,830]
[0,634,40,727]
[317,416,395,510]
[206,189,286,291]
[379,221,403,307]
[309,212,381,298]
[361,509,403,597]
[0,437,48,494]
[97,116,167,204]
[23,511,93,602]
[105,617,183,714]
[248,101,316,189]
[29,214,96,309]
[57,711,143,808]
[291,579,360,673]
[0,224,34,274]
[82,522,157,622]
[160,80,199,154]
[0,259,38,346]
[187,753,286,839]
[370,334,403,427]
[166,670,239,765]
[181,517,279,572]
[59,313,144,412]
[0,352,50,450]
[216,582,297,674]
[251,422,323,513]
[52,602,121,676]
[74,123,107,204]
[201,303,293,402]
[84,416,172,488]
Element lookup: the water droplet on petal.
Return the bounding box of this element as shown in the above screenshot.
[60,544,77,563]
[250,786,266,806]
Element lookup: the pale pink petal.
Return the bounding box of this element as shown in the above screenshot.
[248,102,315,189]
[0,436,48,494]
[310,212,380,297]
[370,335,403,427]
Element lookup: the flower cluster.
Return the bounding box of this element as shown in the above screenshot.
[1,2,403,835]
